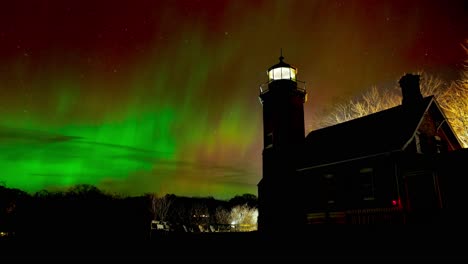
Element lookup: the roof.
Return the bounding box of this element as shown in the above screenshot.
[267,56,296,72]
[300,96,434,169]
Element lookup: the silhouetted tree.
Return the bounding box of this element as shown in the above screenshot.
[214,206,231,225]
[229,193,258,208]
[309,41,468,147]
[66,184,105,199]
[311,73,446,128]
[0,185,30,233]
[148,193,173,221]
[190,201,209,226]
[166,196,191,226]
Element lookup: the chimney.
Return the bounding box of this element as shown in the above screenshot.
[399,73,423,106]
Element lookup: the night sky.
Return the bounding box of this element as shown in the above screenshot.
[1,0,467,199]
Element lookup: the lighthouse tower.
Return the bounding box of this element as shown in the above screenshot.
[257,53,307,232]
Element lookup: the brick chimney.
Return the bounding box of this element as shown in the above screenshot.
[399,73,423,106]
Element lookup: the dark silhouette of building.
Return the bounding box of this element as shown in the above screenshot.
[258,57,468,232]
[257,54,307,233]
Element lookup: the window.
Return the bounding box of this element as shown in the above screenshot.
[324,174,336,204]
[265,132,273,148]
[415,132,422,153]
[360,168,375,201]
[268,67,297,81]
[434,136,446,153]
[415,131,430,154]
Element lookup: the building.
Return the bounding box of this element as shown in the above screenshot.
[258,55,468,232]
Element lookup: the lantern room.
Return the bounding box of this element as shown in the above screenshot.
[267,55,297,82]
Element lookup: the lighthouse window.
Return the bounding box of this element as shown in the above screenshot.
[265,132,273,148]
[268,67,296,81]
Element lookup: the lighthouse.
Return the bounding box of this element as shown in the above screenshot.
[257,53,307,232]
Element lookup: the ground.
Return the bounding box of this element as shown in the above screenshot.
[1,225,467,261]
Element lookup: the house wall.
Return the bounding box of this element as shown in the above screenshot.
[435,149,468,224]
[299,150,457,224]
[299,154,402,223]
[393,148,468,225]
[397,153,442,221]
[415,104,460,154]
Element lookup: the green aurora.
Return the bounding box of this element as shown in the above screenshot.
[0,0,466,199]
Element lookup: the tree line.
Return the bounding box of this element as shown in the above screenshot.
[0,183,257,241]
[148,193,258,233]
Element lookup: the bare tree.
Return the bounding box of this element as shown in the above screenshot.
[313,71,449,129]
[434,40,468,147]
[171,202,190,224]
[190,202,209,226]
[315,86,401,128]
[230,204,258,231]
[309,50,468,147]
[437,77,468,147]
[148,193,172,221]
[214,206,230,224]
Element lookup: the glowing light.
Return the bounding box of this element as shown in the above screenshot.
[268,67,296,81]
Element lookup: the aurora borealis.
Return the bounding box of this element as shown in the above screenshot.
[1,0,467,199]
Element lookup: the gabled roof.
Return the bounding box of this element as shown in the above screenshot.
[300,96,434,169]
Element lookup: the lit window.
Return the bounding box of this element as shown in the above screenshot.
[268,67,296,81]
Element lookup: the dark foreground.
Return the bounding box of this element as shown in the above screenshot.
[1,225,468,262]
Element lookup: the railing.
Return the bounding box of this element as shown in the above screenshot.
[259,80,306,95]
[346,207,405,224]
[306,207,405,224]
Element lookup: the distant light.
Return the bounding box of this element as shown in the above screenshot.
[392,200,397,206]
